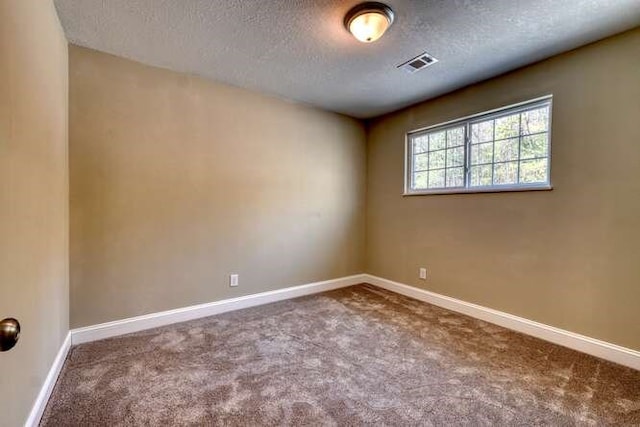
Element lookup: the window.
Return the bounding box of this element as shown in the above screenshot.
[405,96,552,195]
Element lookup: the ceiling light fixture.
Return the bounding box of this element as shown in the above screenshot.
[344,2,395,43]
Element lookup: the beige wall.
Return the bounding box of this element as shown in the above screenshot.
[0,1,69,425]
[69,46,366,328]
[366,28,640,351]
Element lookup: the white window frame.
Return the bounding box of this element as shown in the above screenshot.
[404,95,553,196]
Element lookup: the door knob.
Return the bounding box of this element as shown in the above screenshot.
[0,318,20,352]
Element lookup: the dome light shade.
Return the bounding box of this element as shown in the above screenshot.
[344,2,395,43]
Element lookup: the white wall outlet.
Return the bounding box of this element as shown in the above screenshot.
[229,274,239,287]
[419,268,427,280]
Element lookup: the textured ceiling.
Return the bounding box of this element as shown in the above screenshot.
[54,0,640,118]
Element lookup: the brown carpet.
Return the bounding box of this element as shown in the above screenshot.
[42,284,640,426]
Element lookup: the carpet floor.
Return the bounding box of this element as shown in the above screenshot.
[42,284,640,426]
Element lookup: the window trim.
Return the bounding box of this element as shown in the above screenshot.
[404,95,553,196]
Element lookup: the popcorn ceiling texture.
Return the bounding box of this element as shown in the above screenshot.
[41,285,640,425]
[53,0,640,118]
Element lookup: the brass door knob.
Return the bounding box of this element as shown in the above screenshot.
[0,318,20,352]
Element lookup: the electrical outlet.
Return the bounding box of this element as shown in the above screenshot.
[419,268,427,280]
[229,274,239,287]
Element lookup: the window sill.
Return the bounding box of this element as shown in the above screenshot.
[403,184,553,196]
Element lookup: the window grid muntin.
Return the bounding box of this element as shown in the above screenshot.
[469,105,549,188]
[406,97,551,194]
[410,123,466,191]
[491,118,496,184]
[468,156,548,168]
[517,112,523,182]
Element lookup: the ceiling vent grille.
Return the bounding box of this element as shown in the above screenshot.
[398,52,438,74]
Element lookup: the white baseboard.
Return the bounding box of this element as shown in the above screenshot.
[363,274,640,371]
[71,274,367,345]
[24,332,72,427]
[65,271,638,368]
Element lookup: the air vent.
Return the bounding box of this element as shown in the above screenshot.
[398,52,438,74]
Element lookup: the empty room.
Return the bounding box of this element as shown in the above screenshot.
[2,0,640,425]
